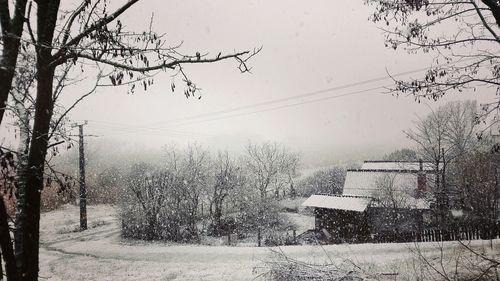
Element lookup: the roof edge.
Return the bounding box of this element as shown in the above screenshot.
[312,193,373,199]
[347,168,436,173]
[363,160,431,163]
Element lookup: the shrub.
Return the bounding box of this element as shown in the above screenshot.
[263,230,297,246]
[235,198,290,235]
[207,216,237,236]
[296,167,345,197]
[260,249,372,281]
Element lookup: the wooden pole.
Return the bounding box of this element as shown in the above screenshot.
[78,124,87,230]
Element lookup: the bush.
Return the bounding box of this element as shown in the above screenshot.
[296,167,345,197]
[120,193,205,242]
[41,184,75,212]
[207,216,237,236]
[264,230,297,246]
[235,198,290,235]
[119,153,209,243]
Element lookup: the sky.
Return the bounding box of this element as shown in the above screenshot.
[2,0,497,168]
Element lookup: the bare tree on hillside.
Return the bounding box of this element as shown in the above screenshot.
[208,151,242,235]
[383,148,418,161]
[405,101,480,224]
[124,163,173,241]
[450,151,497,232]
[123,146,211,241]
[245,142,299,200]
[178,145,210,237]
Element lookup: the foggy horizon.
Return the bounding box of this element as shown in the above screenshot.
[1,0,496,168]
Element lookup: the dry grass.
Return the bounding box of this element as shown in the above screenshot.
[258,248,383,281]
[258,241,500,281]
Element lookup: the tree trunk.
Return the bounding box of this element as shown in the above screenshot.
[13,87,30,275]
[213,202,223,235]
[15,1,60,279]
[146,215,156,241]
[481,0,500,27]
[188,203,198,238]
[0,59,17,125]
[0,195,18,281]
[0,0,28,125]
[15,65,55,281]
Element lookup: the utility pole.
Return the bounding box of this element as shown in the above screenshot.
[78,122,87,230]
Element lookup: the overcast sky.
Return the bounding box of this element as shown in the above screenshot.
[1,0,497,167]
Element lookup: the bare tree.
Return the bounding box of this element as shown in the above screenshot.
[8,45,91,276]
[244,142,299,200]
[365,0,499,115]
[405,101,478,165]
[383,148,418,161]
[1,1,259,279]
[122,145,212,242]
[405,101,479,224]
[123,163,174,241]
[451,151,497,232]
[208,151,242,235]
[374,173,414,235]
[178,144,210,238]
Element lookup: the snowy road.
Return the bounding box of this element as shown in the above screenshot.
[38,205,270,280]
[38,205,500,280]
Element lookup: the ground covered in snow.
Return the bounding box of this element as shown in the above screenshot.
[39,204,500,280]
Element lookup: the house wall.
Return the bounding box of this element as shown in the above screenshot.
[367,207,426,234]
[315,206,432,243]
[314,208,370,242]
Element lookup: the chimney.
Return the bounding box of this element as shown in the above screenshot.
[416,159,426,198]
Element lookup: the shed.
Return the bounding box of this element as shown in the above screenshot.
[302,161,436,242]
[303,195,372,242]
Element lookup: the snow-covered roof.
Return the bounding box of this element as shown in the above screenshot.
[342,169,431,209]
[343,171,417,197]
[302,195,372,212]
[304,161,433,212]
[361,161,438,171]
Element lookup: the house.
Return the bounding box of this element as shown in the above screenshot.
[302,160,437,243]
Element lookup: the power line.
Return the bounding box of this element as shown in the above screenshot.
[80,58,487,134]
[86,122,206,135]
[83,84,386,137]
[85,122,216,138]
[159,85,387,128]
[86,83,387,135]
[138,54,499,128]
[140,65,432,127]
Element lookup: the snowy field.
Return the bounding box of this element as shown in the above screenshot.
[39,204,500,280]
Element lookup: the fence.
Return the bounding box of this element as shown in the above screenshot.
[372,224,500,243]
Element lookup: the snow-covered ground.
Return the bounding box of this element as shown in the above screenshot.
[39,204,500,280]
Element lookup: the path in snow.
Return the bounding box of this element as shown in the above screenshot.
[38,204,500,280]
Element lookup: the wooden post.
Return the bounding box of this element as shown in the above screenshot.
[78,124,87,231]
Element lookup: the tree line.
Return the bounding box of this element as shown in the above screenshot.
[116,142,299,242]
